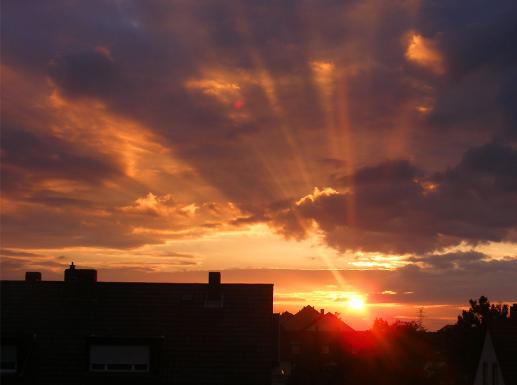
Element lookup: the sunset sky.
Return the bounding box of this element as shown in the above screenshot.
[1,0,516,330]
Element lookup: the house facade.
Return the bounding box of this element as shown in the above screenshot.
[1,264,274,385]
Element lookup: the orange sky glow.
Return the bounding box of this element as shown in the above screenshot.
[1,0,516,331]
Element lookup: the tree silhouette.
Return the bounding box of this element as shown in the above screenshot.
[457,295,509,329]
[436,296,510,385]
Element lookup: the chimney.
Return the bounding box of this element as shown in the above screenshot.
[25,272,42,282]
[208,271,221,286]
[205,272,223,307]
[320,309,325,315]
[511,304,517,321]
[64,262,97,283]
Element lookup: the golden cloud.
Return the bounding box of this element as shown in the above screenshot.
[405,32,444,75]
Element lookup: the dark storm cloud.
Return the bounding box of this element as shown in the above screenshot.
[372,258,517,306]
[418,0,517,138]
[338,159,421,185]
[1,0,516,256]
[17,0,412,206]
[408,251,487,270]
[455,142,517,192]
[1,1,141,73]
[419,0,517,76]
[1,127,122,196]
[0,204,160,249]
[49,50,119,99]
[385,253,517,305]
[270,142,517,253]
[19,4,512,147]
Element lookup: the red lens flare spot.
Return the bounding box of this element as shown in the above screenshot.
[233,100,245,109]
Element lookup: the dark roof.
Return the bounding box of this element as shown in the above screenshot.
[1,279,274,342]
[279,305,354,333]
[302,313,355,333]
[280,306,320,331]
[1,277,274,384]
[490,323,517,385]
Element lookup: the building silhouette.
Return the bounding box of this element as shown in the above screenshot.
[274,306,356,381]
[1,264,274,385]
[473,317,517,385]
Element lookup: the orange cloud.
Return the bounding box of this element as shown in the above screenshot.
[405,33,444,74]
[296,187,339,206]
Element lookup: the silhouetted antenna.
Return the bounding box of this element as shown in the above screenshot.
[417,307,425,330]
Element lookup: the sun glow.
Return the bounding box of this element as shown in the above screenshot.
[347,295,366,312]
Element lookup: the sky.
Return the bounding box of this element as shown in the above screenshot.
[1,0,516,330]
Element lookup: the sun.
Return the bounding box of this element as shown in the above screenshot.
[347,295,366,312]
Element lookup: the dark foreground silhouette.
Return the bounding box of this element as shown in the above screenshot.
[277,297,517,385]
[1,265,516,385]
[1,265,273,385]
